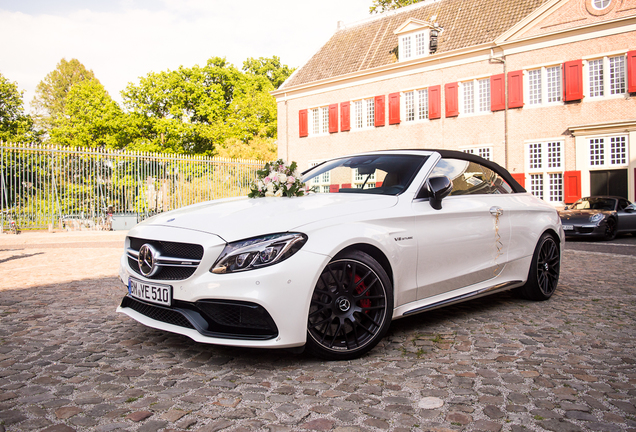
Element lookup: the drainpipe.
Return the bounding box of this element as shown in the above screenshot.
[490,48,508,169]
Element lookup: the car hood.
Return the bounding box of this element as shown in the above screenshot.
[559,209,611,221]
[140,194,399,241]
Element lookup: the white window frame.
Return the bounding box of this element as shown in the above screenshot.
[351,98,375,130]
[587,135,628,168]
[309,106,329,136]
[461,146,493,161]
[525,140,565,204]
[585,54,627,99]
[460,78,490,115]
[402,88,429,122]
[526,65,563,107]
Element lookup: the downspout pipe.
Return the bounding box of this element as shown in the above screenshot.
[490,48,508,169]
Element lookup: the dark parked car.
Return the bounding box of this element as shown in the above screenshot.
[559,196,636,240]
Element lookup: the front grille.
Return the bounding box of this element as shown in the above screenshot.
[128,237,204,280]
[121,296,195,329]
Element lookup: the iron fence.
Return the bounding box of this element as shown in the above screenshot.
[0,142,263,231]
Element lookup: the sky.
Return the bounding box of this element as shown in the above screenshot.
[0,0,373,110]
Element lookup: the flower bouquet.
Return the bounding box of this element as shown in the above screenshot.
[248,159,307,198]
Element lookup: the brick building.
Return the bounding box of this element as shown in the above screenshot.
[272,0,636,205]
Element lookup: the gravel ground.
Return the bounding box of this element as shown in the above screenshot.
[0,231,635,432]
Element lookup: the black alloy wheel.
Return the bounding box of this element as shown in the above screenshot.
[306,250,393,360]
[514,233,560,301]
[604,218,617,241]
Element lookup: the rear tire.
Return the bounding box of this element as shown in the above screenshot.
[305,250,393,360]
[514,233,560,301]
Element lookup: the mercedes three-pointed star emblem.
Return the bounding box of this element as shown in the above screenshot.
[138,243,160,277]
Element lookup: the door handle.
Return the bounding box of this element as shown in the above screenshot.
[490,206,503,217]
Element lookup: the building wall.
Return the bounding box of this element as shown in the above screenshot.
[276,8,636,204]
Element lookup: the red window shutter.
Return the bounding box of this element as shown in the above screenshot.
[490,74,505,111]
[299,109,308,138]
[340,102,350,132]
[375,95,385,127]
[564,171,582,204]
[444,82,459,117]
[627,51,636,93]
[511,173,525,189]
[429,85,441,119]
[563,60,583,101]
[328,104,338,133]
[508,70,524,109]
[388,92,400,124]
[341,183,352,189]
[329,184,339,193]
[375,181,383,188]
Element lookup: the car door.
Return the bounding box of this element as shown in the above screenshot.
[412,157,513,300]
[617,199,636,232]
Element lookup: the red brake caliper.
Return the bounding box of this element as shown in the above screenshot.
[354,274,371,311]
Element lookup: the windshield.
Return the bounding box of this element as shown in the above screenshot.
[303,154,428,196]
[571,197,616,211]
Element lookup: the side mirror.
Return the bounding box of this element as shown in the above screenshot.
[427,176,452,210]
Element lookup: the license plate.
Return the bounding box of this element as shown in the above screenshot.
[128,277,172,307]
[562,225,574,231]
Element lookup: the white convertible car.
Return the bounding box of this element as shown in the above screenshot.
[117,150,563,360]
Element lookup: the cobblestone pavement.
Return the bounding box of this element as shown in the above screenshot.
[1,232,635,432]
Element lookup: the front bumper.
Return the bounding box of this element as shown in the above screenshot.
[561,223,606,237]
[116,226,329,349]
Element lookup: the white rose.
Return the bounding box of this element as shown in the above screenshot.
[277,173,287,183]
[267,183,274,192]
[265,190,275,197]
[274,188,283,197]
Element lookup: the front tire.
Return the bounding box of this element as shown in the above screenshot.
[604,218,617,241]
[514,233,560,301]
[306,250,393,360]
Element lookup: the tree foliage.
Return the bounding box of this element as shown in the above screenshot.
[242,56,295,89]
[31,58,97,132]
[50,80,127,149]
[0,73,40,143]
[369,0,421,13]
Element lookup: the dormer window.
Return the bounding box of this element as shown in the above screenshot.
[394,18,439,62]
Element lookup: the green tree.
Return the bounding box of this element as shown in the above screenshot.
[0,73,40,143]
[242,56,295,89]
[50,80,127,149]
[31,58,98,133]
[370,0,421,13]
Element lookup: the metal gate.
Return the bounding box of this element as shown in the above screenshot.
[0,143,263,231]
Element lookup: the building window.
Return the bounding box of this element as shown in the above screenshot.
[463,81,474,114]
[589,135,628,166]
[310,107,329,135]
[404,89,429,122]
[527,66,562,105]
[526,141,564,203]
[402,36,412,59]
[309,162,331,193]
[415,33,426,56]
[530,174,544,199]
[353,169,376,189]
[352,98,375,130]
[462,147,492,161]
[587,55,626,98]
[460,79,489,114]
[593,0,611,9]
[478,79,490,112]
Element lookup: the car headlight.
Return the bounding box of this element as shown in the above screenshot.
[589,213,604,224]
[211,233,308,274]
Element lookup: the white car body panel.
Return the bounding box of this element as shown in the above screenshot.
[116,150,564,354]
